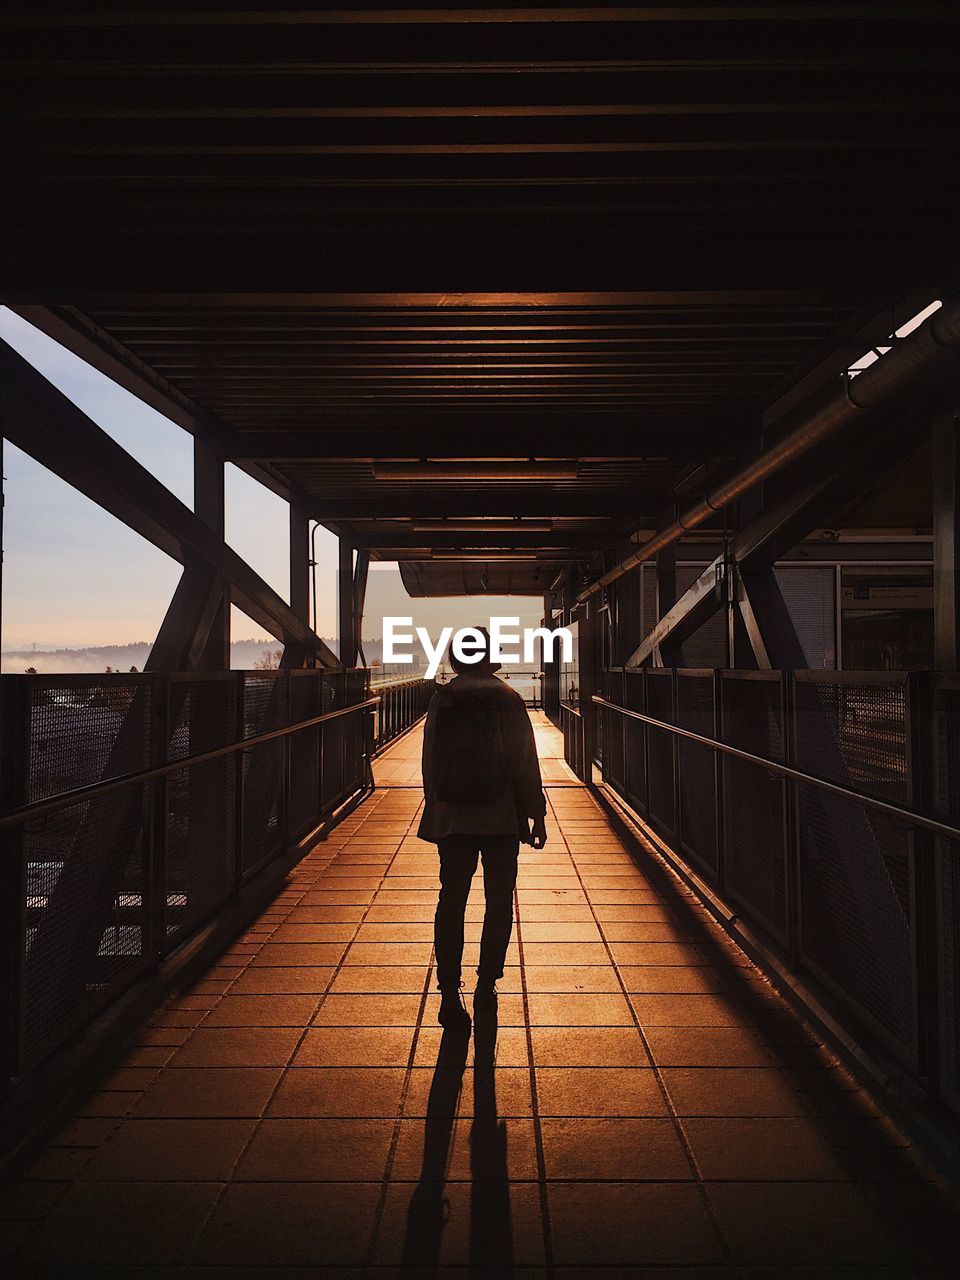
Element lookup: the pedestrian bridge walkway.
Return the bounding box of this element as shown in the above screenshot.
[3,713,958,1276]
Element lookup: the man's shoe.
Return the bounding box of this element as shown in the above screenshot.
[438,988,471,1033]
[473,981,498,1012]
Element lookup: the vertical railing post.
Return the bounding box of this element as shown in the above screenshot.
[909,670,940,1092]
[233,672,245,895]
[669,670,680,842]
[0,677,29,1091]
[146,673,170,970]
[282,671,292,850]
[781,669,801,968]
[712,668,726,896]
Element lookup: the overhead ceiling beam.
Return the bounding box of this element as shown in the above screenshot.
[303,496,660,519]
[6,7,952,27]
[351,532,612,551]
[227,429,737,460]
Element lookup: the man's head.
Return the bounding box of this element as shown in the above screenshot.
[448,626,502,675]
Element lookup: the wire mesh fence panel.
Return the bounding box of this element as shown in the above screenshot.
[794,674,909,803]
[793,674,917,1062]
[797,784,917,1060]
[26,676,153,803]
[288,671,321,839]
[934,680,960,1110]
[21,676,154,1069]
[165,675,237,949]
[240,672,287,878]
[601,670,625,791]
[645,670,675,840]
[676,671,719,881]
[720,673,788,942]
[22,786,151,1071]
[622,670,647,814]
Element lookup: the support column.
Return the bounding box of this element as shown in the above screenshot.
[736,566,806,669]
[933,407,960,671]
[655,540,682,667]
[338,540,357,667]
[289,500,311,629]
[193,435,230,669]
[580,596,601,782]
[353,549,370,666]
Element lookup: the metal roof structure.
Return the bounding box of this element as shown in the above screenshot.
[2,4,959,593]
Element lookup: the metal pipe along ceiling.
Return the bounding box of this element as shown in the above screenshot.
[578,295,960,602]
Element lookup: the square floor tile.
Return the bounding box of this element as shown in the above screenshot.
[195,1182,381,1265]
[531,1027,648,1068]
[706,1181,903,1265]
[535,1067,666,1117]
[312,994,424,1025]
[540,1117,692,1180]
[79,1118,254,1181]
[20,1181,222,1265]
[133,1067,282,1118]
[685,1116,852,1180]
[171,1027,301,1068]
[548,1183,723,1266]
[643,1027,775,1068]
[201,994,321,1027]
[374,1180,546,1267]
[235,1118,392,1181]
[230,967,336,995]
[390,1117,539,1181]
[293,1026,414,1067]
[329,965,429,994]
[268,1067,406,1118]
[526,993,633,1026]
[662,1068,808,1117]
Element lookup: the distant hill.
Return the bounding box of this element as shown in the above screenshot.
[1,637,341,674]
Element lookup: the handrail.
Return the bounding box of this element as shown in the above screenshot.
[0,695,381,831]
[592,694,960,844]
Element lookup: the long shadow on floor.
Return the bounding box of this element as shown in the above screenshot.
[400,1005,514,1277]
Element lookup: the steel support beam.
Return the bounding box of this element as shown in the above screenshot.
[625,417,922,667]
[581,294,960,602]
[146,564,226,673]
[193,435,230,669]
[735,566,807,669]
[353,549,370,667]
[655,539,682,667]
[289,498,311,629]
[932,406,960,671]
[0,338,341,669]
[4,303,309,508]
[338,541,357,668]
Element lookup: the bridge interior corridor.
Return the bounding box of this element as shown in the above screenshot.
[2,712,959,1277]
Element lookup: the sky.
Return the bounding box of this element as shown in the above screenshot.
[0,308,541,662]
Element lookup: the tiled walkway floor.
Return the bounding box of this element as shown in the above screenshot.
[3,712,960,1277]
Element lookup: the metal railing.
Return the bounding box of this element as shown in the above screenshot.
[593,668,960,1116]
[372,677,434,752]
[0,666,436,1094]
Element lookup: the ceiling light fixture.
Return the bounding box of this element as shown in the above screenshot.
[372,460,580,481]
[411,519,554,533]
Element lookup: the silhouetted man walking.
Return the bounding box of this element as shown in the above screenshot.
[418,629,547,1031]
